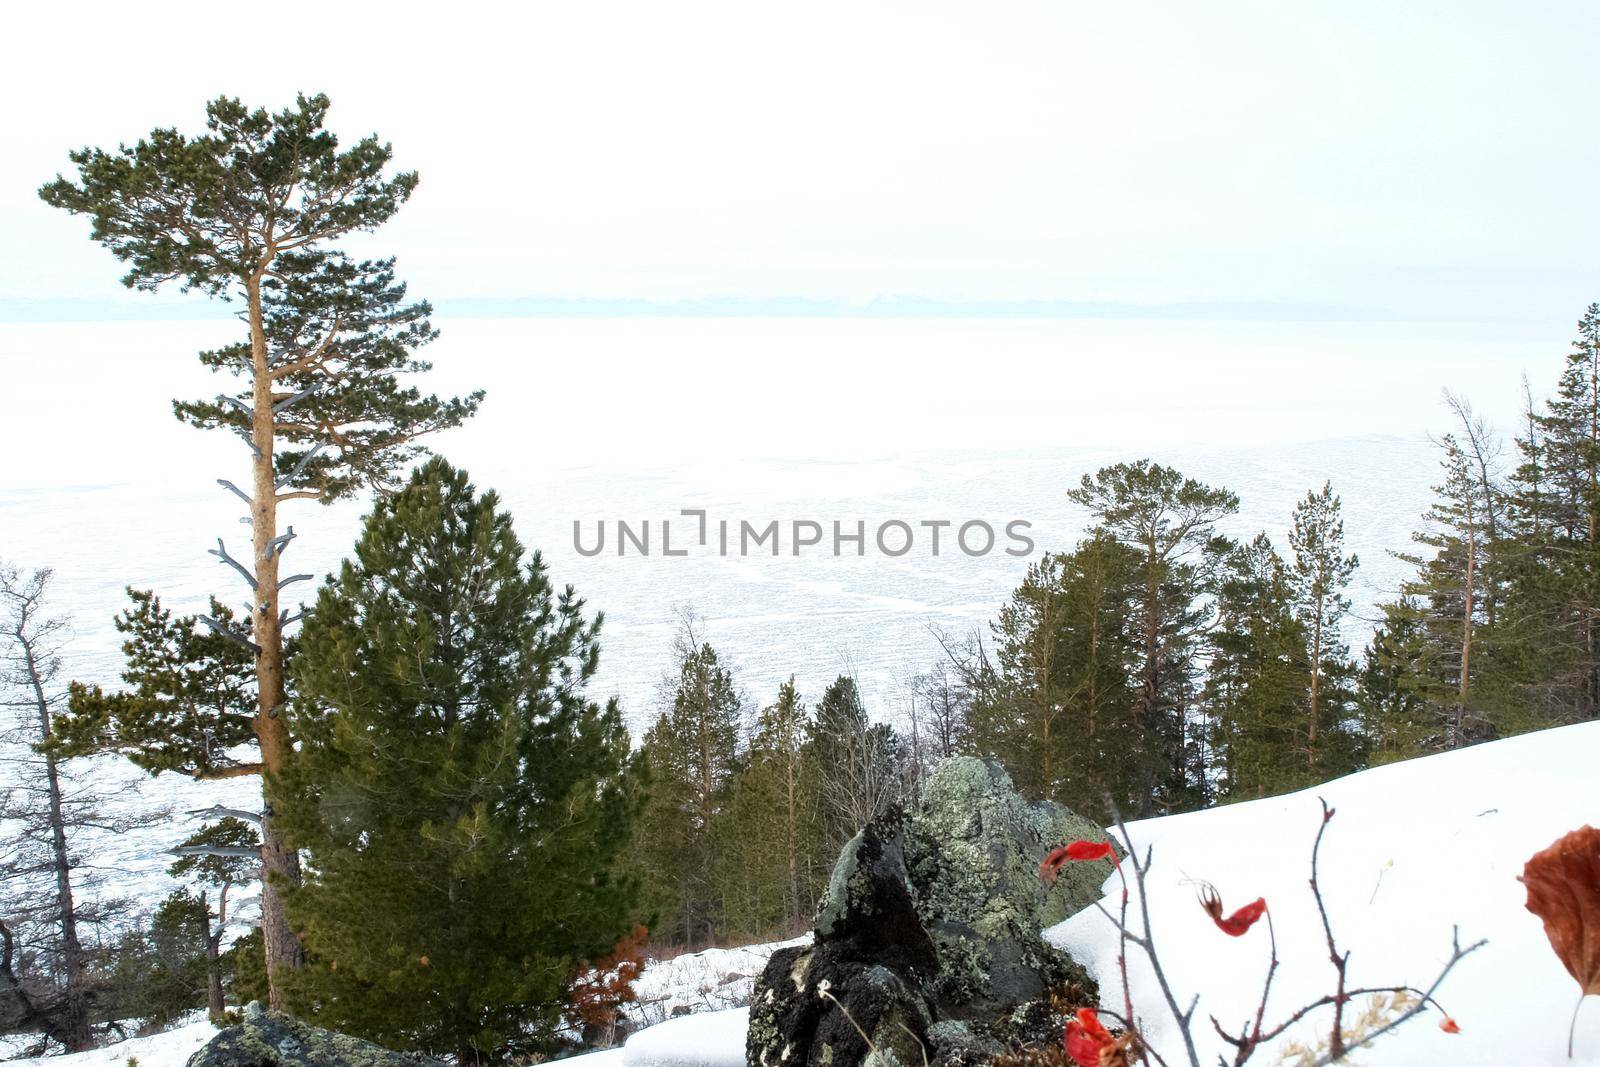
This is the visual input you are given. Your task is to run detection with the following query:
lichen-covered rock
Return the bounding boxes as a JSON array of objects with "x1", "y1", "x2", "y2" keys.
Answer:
[
  {"x1": 748, "y1": 757, "x2": 1104, "y2": 1067},
  {"x1": 186, "y1": 1002, "x2": 444, "y2": 1067},
  {"x1": 907, "y1": 757, "x2": 1101, "y2": 1014}
]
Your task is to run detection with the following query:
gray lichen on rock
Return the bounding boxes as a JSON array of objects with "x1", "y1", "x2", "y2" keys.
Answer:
[{"x1": 186, "y1": 1002, "x2": 445, "y2": 1067}]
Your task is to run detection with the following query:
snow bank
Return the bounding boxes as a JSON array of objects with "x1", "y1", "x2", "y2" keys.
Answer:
[
  {"x1": 627, "y1": 936, "x2": 807, "y2": 1028},
  {"x1": 620, "y1": 1008, "x2": 749, "y2": 1067},
  {"x1": 4, "y1": 1015, "x2": 214, "y2": 1066},
  {"x1": 1047, "y1": 721, "x2": 1600, "y2": 1066}
]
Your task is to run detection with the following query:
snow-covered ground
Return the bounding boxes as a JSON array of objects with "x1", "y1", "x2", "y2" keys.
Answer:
[
  {"x1": 1, "y1": 1014, "x2": 214, "y2": 1067},
  {"x1": 566, "y1": 723, "x2": 1600, "y2": 1066},
  {"x1": 12, "y1": 726, "x2": 1598, "y2": 1065}
]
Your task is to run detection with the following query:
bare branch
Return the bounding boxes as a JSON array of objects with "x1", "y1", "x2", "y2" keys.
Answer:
[
  {"x1": 185, "y1": 804, "x2": 262, "y2": 825},
  {"x1": 208, "y1": 539, "x2": 258, "y2": 591},
  {"x1": 199, "y1": 616, "x2": 260, "y2": 655},
  {"x1": 217, "y1": 479, "x2": 253, "y2": 507}
]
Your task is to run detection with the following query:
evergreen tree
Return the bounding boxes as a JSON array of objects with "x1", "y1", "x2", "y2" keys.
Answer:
[
  {"x1": 1068, "y1": 462, "x2": 1237, "y2": 814},
  {"x1": 40, "y1": 94, "x2": 481, "y2": 1002},
  {"x1": 970, "y1": 536, "x2": 1143, "y2": 814},
  {"x1": 1501, "y1": 304, "x2": 1600, "y2": 724},
  {"x1": 1206, "y1": 534, "x2": 1306, "y2": 799},
  {"x1": 716, "y1": 678, "x2": 822, "y2": 938},
  {"x1": 636, "y1": 628, "x2": 742, "y2": 948},
  {"x1": 1355, "y1": 598, "x2": 1450, "y2": 763},
  {"x1": 281, "y1": 458, "x2": 640, "y2": 1063},
  {"x1": 1396, "y1": 435, "x2": 1496, "y2": 746},
  {"x1": 169, "y1": 817, "x2": 260, "y2": 1020},
  {"x1": 1288, "y1": 482, "x2": 1361, "y2": 775}
]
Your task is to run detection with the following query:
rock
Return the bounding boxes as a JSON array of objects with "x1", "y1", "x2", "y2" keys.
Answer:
[
  {"x1": 907, "y1": 757, "x2": 1104, "y2": 1015},
  {"x1": 748, "y1": 812, "x2": 937, "y2": 1067},
  {"x1": 748, "y1": 758, "x2": 1104, "y2": 1067},
  {"x1": 186, "y1": 1002, "x2": 445, "y2": 1067}
]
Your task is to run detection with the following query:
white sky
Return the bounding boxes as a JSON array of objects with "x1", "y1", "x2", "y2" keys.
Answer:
[{"x1": 4, "y1": 1, "x2": 1598, "y2": 321}]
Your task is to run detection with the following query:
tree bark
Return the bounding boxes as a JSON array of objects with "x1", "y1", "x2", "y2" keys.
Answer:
[
  {"x1": 203, "y1": 888, "x2": 226, "y2": 1021},
  {"x1": 1308, "y1": 596, "x2": 1323, "y2": 769},
  {"x1": 246, "y1": 270, "x2": 306, "y2": 1006}
]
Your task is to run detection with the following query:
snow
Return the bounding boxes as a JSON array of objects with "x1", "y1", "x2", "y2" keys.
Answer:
[
  {"x1": 627, "y1": 937, "x2": 809, "y2": 1028},
  {"x1": 566, "y1": 725, "x2": 1600, "y2": 1066},
  {"x1": 1044, "y1": 720, "x2": 1600, "y2": 1066},
  {"x1": 617, "y1": 1008, "x2": 751, "y2": 1067},
  {"x1": 2, "y1": 1015, "x2": 214, "y2": 1066}
]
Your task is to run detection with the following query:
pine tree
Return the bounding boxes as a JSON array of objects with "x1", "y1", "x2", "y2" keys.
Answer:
[
  {"x1": 1502, "y1": 304, "x2": 1600, "y2": 724},
  {"x1": 169, "y1": 817, "x2": 260, "y2": 1020},
  {"x1": 1397, "y1": 435, "x2": 1495, "y2": 747},
  {"x1": 280, "y1": 458, "x2": 641, "y2": 1063},
  {"x1": 969, "y1": 536, "x2": 1144, "y2": 814},
  {"x1": 716, "y1": 678, "x2": 823, "y2": 937},
  {"x1": 1355, "y1": 598, "x2": 1450, "y2": 763},
  {"x1": 40, "y1": 94, "x2": 481, "y2": 1003},
  {"x1": 1206, "y1": 534, "x2": 1307, "y2": 800},
  {"x1": 1068, "y1": 462, "x2": 1237, "y2": 814},
  {"x1": 1288, "y1": 482, "x2": 1360, "y2": 774},
  {"x1": 636, "y1": 626, "x2": 743, "y2": 948}
]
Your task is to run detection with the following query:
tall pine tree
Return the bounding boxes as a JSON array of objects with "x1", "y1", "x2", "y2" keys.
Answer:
[
  {"x1": 40, "y1": 94, "x2": 480, "y2": 1002},
  {"x1": 1288, "y1": 482, "x2": 1360, "y2": 775},
  {"x1": 635, "y1": 629, "x2": 743, "y2": 948},
  {"x1": 1068, "y1": 462, "x2": 1237, "y2": 813}
]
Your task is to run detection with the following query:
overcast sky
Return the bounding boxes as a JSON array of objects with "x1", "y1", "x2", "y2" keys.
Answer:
[{"x1": 4, "y1": 1, "x2": 1598, "y2": 322}]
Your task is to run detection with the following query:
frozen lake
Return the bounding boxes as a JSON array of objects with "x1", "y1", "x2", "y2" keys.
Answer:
[
  {"x1": 0, "y1": 313, "x2": 1562, "y2": 914},
  {"x1": 0, "y1": 314, "x2": 1561, "y2": 723}
]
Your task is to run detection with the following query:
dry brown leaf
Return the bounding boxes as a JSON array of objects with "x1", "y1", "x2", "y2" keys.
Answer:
[{"x1": 1522, "y1": 824, "x2": 1600, "y2": 996}]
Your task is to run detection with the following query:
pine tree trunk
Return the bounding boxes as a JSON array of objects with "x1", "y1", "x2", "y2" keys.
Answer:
[
  {"x1": 1136, "y1": 547, "x2": 1161, "y2": 815},
  {"x1": 1457, "y1": 536, "x2": 1475, "y2": 747},
  {"x1": 203, "y1": 890, "x2": 225, "y2": 1021},
  {"x1": 246, "y1": 271, "x2": 306, "y2": 1006},
  {"x1": 21, "y1": 633, "x2": 91, "y2": 1051},
  {"x1": 1308, "y1": 601, "x2": 1322, "y2": 770}
]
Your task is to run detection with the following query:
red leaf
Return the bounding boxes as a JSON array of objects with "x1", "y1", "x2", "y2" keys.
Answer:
[
  {"x1": 1064, "y1": 1008, "x2": 1113, "y2": 1067},
  {"x1": 1521, "y1": 825, "x2": 1600, "y2": 999},
  {"x1": 1197, "y1": 884, "x2": 1267, "y2": 936},
  {"x1": 1439, "y1": 1017, "x2": 1461, "y2": 1034},
  {"x1": 1041, "y1": 840, "x2": 1116, "y2": 884}
]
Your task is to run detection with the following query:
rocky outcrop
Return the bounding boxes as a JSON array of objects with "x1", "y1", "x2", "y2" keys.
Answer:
[
  {"x1": 748, "y1": 757, "x2": 1111, "y2": 1067},
  {"x1": 186, "y1": 1002, "x2": 445, "y2": 1067}
]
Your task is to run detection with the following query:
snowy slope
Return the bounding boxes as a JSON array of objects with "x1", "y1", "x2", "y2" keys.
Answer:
[
  {"x1": 569, "y1": 724, "x2": 1600, "y2": 1066},
  {"x1": 2, "y1": 1014, "x2": 214, "y2": 1066},
  {"x1": 1046, "y1": 721, "x2": 1600, "y2": 1067}
]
